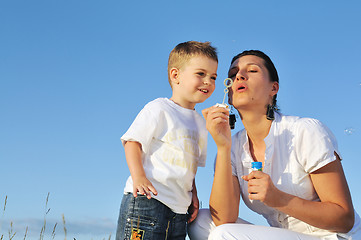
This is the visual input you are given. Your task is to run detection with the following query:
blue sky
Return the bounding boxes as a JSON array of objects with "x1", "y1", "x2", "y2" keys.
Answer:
[{"x1": 1, "y1": 1, "x2": 361, "y2": 239}]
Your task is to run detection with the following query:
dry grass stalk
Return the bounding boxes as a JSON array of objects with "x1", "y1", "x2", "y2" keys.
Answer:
[
  {"x1": 62, "y1": 214, "x2": 67, "y2": 240},
  {"x1": 51, "y1": 223, "x2": 57, "y2": 239},
  {"x1": 8, "y1": 221, "x2": 16, "y2": 240},
  {"x1": 2, "y1": 197, "x2": 6, "y2": 213},
  {"x1": 40, "y1": 192, "x2": 51, "y2": 240},
  {"x1": 1, "y1": 194, "x2": 113, "y2": 240},
  {"x1": 23, "y1": 226, "x2": 28, "y2": 240},
  {"x1": 0, "y1": 196, "x2": 8, "y2": 240}
]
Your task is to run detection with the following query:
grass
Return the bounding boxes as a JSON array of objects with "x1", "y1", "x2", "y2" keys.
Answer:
[{"x1": 0, "y1": 194, "x2": 112, "y2": 240}]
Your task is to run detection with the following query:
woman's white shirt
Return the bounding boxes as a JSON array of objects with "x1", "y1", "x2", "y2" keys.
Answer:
[{"x1": 230, "y1": 112, "x2": 361, "y2": 239}]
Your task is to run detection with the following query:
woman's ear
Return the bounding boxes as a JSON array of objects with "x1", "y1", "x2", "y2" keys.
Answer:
[
  {"x1": 169, "y1": 67, "x2": 180, "y2": 85},
  {"x1": 271, "y1": 82, "x2": 279, "y2": 96}
]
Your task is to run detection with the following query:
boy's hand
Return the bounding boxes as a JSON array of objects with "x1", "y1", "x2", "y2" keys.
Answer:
[
  {"x1": 133, "y1": 176, "x2": 158, "y2": 199},
  {"x1": 187, "y1": 188, "x2": 199, "y2": 223},
  {"x1": 124, "y1": 141, "x2": 157, "y2": 200}
]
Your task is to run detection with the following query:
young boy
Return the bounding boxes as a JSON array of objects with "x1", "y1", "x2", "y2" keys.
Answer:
[{"x1": 115, "y1": 41, "x2": 218, "y2": 240}]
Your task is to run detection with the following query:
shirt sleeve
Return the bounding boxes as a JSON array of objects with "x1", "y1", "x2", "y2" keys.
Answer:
[
  {"x1": 121, "y1": 104, "x2": 158, "y2": 154},
  {"x1": 295, "y1": 118, "x2": 340, "y2": 173}
]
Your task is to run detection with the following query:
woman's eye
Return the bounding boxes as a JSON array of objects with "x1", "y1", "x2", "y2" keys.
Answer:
[
  {"x1": 248, "y1": 68, "x2": 258, "y2": 73},
  {"x1": 211, "y1": 76, "x2": 217, "y2": 81},
  {"x1": 197, "y1": 72, "x2": 205, "y2": 76}
]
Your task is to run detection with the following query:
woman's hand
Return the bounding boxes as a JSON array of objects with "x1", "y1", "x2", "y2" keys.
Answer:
[
  {"x1": 243, "y1": 158, "x2": 355, "y2": 232},
  {"x1": 202, "y1": 106, "x2": 232, "y2": 148},
  {"x1": 242, "y1": 171, "x2": 283, "y2": 208}
]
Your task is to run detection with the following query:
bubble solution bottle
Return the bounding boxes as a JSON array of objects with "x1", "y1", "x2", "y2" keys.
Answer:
[{"x1": 251, "y1": 162, "x2": 263, "y2": 172}]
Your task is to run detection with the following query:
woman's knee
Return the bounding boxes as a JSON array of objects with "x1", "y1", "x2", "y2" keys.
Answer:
[
  {"x1": 209, "y1": 224, "x2": 321, "y2": 240},
  {"x1": 208, "y1": 224, "x2": 237, "y2": 240},
  {"x1": 209, "y1": 224, "x2": 261, "y2": 240},
  {"x1": 188, "y1": 209, "x2": 216, "y2": 240}
]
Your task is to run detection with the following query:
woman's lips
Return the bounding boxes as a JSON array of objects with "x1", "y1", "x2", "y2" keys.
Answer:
[{"x1": 235, "y1": 83, "x2": 247, "y2": 92}]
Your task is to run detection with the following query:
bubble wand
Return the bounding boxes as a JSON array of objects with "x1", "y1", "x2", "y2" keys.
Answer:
[{"x1": 215, "y1": 78, "x2": 236, "y2": 129}]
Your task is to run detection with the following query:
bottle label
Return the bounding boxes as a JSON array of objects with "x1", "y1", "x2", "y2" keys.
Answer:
[{"x1": 251, "y1": 162, "x2": 263, "y2": 171}]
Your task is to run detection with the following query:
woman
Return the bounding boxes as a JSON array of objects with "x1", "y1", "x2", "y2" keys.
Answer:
[{"x1": 188, "y1": 50, "x2": 361, "y2": 239}]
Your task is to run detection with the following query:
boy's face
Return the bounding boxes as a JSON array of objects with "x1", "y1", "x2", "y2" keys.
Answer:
[{"x1": 171, "y1": 55, "x2": 217, "y2": 109}]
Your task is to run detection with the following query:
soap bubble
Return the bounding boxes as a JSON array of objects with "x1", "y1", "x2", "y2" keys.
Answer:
[{"x1": 344, "y1": 127, "x2": 356, "y2": 135}]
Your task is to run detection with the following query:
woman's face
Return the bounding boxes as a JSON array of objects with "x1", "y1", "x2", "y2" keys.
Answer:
[{"x1": 227, "y1": 55, "x2": 278, "y2": 112}]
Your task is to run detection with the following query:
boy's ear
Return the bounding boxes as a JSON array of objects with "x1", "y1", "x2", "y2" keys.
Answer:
[{"x1": 169, "y1": 67, "x2": 180, "y2": 84}]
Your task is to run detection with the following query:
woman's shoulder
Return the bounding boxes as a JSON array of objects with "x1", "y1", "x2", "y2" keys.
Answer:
[
  {"x1": 278, "y1": 113, "x2": 325, "y2": 131},
  {"x1": 231, "y1": 129, "x2": 247, "y2": 150},
  {"x1": 278, "y1": 113, "x2": 333, "y2": 139},
  {"x1": 232, "y1": 128, "x2": 246, "y2": 140}
]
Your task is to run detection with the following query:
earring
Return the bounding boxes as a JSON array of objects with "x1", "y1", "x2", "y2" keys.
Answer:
[
  {"x1": 266, "y1": 104, "x2": 275, "y2": 120},
  {"x1": 229, "y1": 105, "x2": 236, "y2": 129}
]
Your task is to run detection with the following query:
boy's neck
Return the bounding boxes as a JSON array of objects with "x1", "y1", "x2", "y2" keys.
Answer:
[{"x1": 169, "y1": 96, "x2": 196, "y2": 110}]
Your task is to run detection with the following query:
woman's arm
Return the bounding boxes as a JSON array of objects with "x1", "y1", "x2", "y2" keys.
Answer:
[
  {"x1": 210, "y1": 162, "x2": 241, "y2": 225},
  {"x1": 124, "y1": 141, "x2": 157, "y2": 199},
  {"x1": 244, "y1": 153, "x2": 354, "y2": 232},
  {"x1": 202, "y1": 106, "x2": 241, "y2": 226}
]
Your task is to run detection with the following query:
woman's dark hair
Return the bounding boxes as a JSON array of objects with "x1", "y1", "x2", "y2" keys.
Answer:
[
  {"x1": 231, "y1": 50, "x2": 279, "y2": 83},
  {"x1": 231, "y1": 50, "x2": 279, "y2": 111}
]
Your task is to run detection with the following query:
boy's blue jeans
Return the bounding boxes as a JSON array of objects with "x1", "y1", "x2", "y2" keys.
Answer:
[{"x1": 115, "y1": 193, "x2": 187, "y2": 240}]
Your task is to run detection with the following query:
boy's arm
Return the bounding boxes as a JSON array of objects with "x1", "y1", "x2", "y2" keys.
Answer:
[
  {"x1": 124, "y1": 141, "x2": 157, "y2": 199},
  {"x1": 187, "y1": 179, "x2": 199, "y2": 223}
]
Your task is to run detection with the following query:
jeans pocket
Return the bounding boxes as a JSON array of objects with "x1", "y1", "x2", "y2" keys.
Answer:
[{"x1": 124, "y1": 214, "x2": 157, "y2": 240}]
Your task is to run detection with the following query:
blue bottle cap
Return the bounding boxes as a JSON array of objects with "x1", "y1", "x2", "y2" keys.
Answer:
[{"x1": 251, "y1": 162, "x2": 263, "y2": 170}]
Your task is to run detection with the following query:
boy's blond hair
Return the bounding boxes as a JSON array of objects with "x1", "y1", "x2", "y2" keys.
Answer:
[{"x1": 167, "y1": 41, "x2": 218, "y2": 86}]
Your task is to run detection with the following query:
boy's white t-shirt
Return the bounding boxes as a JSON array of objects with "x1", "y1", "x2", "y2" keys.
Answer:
[{"x1": 121, "y1": 98, "x2": 207, "y2": 214}]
